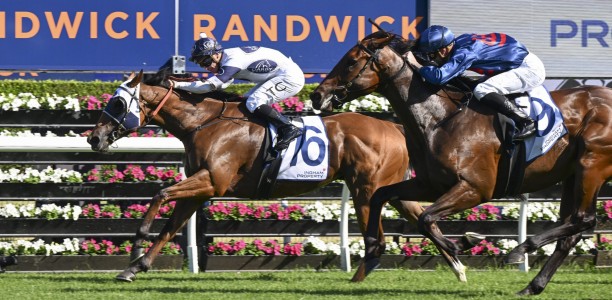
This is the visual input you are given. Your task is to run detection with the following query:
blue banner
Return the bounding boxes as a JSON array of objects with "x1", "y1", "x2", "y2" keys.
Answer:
[{"x1": 0, "y1": 0, "x2": 425, "y2": 73}]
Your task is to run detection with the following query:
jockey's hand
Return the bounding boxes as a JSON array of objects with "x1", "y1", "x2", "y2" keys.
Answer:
[
  {"x1": 160, "y1": 79, "x2": 175, "y2": 89},
  {"x1": 406, "y1": 51, "x2": 423, "y2": 70}
]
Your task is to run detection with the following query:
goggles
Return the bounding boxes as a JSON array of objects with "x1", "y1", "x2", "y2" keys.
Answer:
[{"x1": 195, "y1": 56, "x2": 214, "y2": 67}]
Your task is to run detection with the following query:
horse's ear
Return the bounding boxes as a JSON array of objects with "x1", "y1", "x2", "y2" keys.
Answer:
[
  {"x1": 126, "y1": 72, "x2": 135, "y2": 81},
  {"x1": 127, "y1": 69, "x2": 144, "y2": 88}
]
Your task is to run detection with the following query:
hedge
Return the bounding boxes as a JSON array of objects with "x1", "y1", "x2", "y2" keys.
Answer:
[{"x1": 0, "y1": 79, "x2": 319, "y2": 101}]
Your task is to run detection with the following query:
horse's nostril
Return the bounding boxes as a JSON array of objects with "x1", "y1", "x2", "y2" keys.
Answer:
[{"x1": 88, "y1": 136, "x2": 100, "y2": 146}]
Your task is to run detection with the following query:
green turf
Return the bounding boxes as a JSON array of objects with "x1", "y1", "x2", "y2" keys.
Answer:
[{"x1": 2, "y1": 268, "x2": 611, "y2": 300}]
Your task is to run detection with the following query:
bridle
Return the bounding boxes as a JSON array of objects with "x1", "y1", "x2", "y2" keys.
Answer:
[
  {"x1": 104, "y1": 83, "x2": 173, "y2": 144},
  {"x1": 331, "y1": 40, "x2": 407, "y2": 105}
]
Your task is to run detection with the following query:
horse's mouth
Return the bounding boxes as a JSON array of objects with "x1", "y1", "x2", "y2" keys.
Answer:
[
  {"x1": 319, "y1": 94, "x2": 337, "y2": 112},
  {"x1": 87, "y1": 135, "x2": 111, "y2": 152}
]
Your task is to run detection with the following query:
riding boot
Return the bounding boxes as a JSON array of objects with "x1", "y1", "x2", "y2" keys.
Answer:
[
  {"x1": 480, "y1": 92, "x2": 536, "y2": 140},
  {"x1": 254, "y1": 104, "x2": 302, "y2": 151}
]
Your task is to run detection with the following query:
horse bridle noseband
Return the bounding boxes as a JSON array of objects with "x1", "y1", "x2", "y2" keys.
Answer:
[
  {"x1": 103, "y1": 84, "x2": 140, "y2": 143},
  {"x1": 332, "y1": 41, "x2": 408, "y2": 105},
  {"x1": 105, "y1": 83, "x2": 174, "y2": 144}
]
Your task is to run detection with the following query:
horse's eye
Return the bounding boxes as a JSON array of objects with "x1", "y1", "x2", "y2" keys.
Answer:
[{"x1": 346, "y1": 58, "x2": 358, "y2": 66}]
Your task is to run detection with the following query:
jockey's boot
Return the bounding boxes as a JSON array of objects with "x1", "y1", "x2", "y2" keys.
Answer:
[
  {"x1": 254, "y1": 104, "x2": 302, "y2": 151},
  {"x1": 480, "y1": 92, "x2": 536, "y2": 141}
]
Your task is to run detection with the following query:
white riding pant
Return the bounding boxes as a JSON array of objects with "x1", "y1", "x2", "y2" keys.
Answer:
[
  {"x1": 473, "y1": 53, "x2": 546, "y2": 100},
  {"x1": 245, "y1": 64, "x2": 305, "y2": 113}
]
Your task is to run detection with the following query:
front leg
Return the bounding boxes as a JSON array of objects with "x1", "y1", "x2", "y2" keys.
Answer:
[
  {"x1": 352, "y1": 179, "x2": 437, "y2": 282},
  {"x1": 117, "y1": 169, "x2": 217, "y2": 282}
]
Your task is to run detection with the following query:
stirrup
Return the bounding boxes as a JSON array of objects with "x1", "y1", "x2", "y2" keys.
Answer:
[
  {"x1": 274, "y1": 126, "x2": 302, "y2": 151},
  {"x1": 513, "y1": 122, "x2": 536, "y2": 141}
]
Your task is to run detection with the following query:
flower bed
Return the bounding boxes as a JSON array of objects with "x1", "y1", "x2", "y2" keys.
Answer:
[
  {"x1": 198, "y1": 236, "x2": 601, "y2": 271},
  {"x1": 0, "y1": 238, "x2": 181, "y2": 256}
]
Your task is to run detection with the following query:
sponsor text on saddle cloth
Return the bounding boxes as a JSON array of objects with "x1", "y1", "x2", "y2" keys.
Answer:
[
  {"x1": 515, "y1": 85, "x2": 568, "y2": 162},
  {"x1": 270, "y1": 116, "x2": 330, "y2": 181}
]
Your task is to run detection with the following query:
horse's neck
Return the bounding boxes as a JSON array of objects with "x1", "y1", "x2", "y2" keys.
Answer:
[
  {"x1": 386, "y1": 77, "x2": 460, "y2": 135},
  {"x1": 141, "y1": 85, "x2": 242, "y2": 138}
]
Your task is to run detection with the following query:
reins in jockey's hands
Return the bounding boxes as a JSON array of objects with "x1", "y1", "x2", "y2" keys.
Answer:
[{"x1": 406, "y1": 51, "x2": 424, "y2": 70}]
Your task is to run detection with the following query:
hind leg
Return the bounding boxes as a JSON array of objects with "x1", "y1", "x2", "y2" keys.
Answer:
[
  {"x1": 117, "y1": 170, "x2": 215, "y2": 282},
  {"x1": 518, "y1": 233, "x2": 582, "y2": 296},
  {"x1": 506, "y1": 169, "x2": 603, "y2": 264},
  {"x1": 506, "y1": 173, "x2": 602, "y2": 295}
]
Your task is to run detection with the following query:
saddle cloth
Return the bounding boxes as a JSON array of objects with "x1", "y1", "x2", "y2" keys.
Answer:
[
  {"x1": 514, "y1": 85, "x2": 567, "y2": 162},
  {"x1": 270, "y1": 116, "x2": 330, "y2": 181}
]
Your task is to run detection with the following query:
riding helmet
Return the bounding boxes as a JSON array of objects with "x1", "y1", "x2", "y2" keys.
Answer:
[
  {"x1": 189, "y1": 33, "x2": 223, "y2": 62},
  {"x1": 418, "y1": 25, "x2": 455, "y2": 53}
]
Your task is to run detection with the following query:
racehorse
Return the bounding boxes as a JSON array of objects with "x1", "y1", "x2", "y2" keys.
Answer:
[
  {"x1": 310, "y1": 28, "x2": 612, "y2": 295},
  {"x1": 86, "y1": 69, "x2": 469, "y2": 282}
]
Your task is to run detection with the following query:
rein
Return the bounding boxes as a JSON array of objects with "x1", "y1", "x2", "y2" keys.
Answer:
[
  {"x1": 332, "y1": 43, "x2": 408, "y2": 104},
  {"x1": 140, "y1": 85, "x2": 174, "y2": 127}
]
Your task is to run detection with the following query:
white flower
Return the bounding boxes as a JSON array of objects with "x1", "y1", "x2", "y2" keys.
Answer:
[
  {"x1": 349, "y1": 238, "x2": 365, "y2": 257},
  {"x1": 326, "y1": 242, "x2": 341, "y2": 255},
  {"x1": 0, "y1": 204, "x2": 20, "y2": 218},
  {"x1": 303, "y1": 236, "x2": 328, "y2": 253},
  {"x1": 572, "y1": 239, "x2": 596, "y2": 255},
  {"x1": 538, "y1": 242, "x2": 556, "y2": 256},
  {"x1": 71, "y1": 205, "x2": 82, "y2": 220},
  {"x1": 341, "y1": 94, "x2": 390, "y2": 112},
  {"x1": 496, "y1": 239, "x2": 518, "y2": 254}
]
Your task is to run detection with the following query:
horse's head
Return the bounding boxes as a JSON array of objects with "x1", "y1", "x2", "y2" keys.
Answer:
[
  {"x1": 311, "y1": 29, "x2": 414, "y2": 111},
  {"x1": 87, "y1": 70, "x2": 145, "y2": 152}
]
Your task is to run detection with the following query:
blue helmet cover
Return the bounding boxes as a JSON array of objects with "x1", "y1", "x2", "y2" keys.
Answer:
[
  {"x1": 418, "y1": 25, "x2": 455, "y2": 53},
  {"x1": 190, "y1": 37, "x2": 223, "y2": 62}
]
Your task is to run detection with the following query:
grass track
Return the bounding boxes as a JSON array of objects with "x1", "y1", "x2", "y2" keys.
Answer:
[{"x1": 2, "y1": 268, "x2": 611, "y2": 300}]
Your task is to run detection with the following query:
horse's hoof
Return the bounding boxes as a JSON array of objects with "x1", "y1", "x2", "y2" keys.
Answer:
[
  {"x1": 350, "y1": 263, "x2": 367, "y2": 282},
  {"x1": 450, "y1": 260, "x2": 467, "y2": 283},
  {"x1": 350, "y1": 258, "x2": 380, "y2": 282},
  {"x1": 463, "y1": 232, "x2": 486, "y2": 248},
  {"x1": 116, "y1": 271, "x2": 136, "y2": 282},
  {"x1": 505, "y1": 251, "x2": 525, "y2": 265},
  {"x1": 516, "y1": 286, "x2": 534, "y2": 296}
]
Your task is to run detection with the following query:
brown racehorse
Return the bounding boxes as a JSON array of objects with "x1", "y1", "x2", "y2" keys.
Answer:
[
  {"x1": 310, "y1": 29, "x2": 612, "y2": 295},
  {"x1": 86, "y1": 69, "x2": 469, "y2": 282}
]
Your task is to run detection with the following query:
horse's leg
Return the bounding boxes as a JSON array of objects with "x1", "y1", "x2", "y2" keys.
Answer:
[
  {"x1": 129, "y1": 195, "x2": 168, "y2": 263},
  {"x1": 117, "y1": 170, "x2": 215, "y2": 282},
  {"x1": 352, "y1": 186, "x2": 468, "y2": 281},
  {"x1": 388, "y1": 199, "x2": 473, "y2": 282},
  {"x1": 506, "y1": 179, "x2": 601, "y2": 264},
  {"x1": 118, "y1": 199, "x2": 205, "y2": 282},
  {"x1": 506, "y1": 173, "x2": 600, "y2": 295},
  {"x1": 352, "y1": 179, "x2": 438, "y2": 282},
  {"x1": 408, "y1": 181, "x2": 485, "y2": 282},
  {"x1": 417, "y1": 181, "x2": 483, "y2": 253},
  {"x1": 517, "y1": 233, "x2": 582, "y2": 296}
]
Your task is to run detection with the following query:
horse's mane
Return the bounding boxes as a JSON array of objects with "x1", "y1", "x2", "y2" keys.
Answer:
[
  {"x1": 363, "y1": 31, "x2": 417, "y2": 55},
  {"x1": 144, "y1": 60, "x2": 242, "y2": 102}
]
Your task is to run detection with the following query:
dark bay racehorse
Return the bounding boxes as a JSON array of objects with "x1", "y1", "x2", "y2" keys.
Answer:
[
  {"x1": 310, "y1": 29, "x2": 612, "y2": 295},
  {"x1": 87, "y1": 70, "x2": 469, "y2": 282}
]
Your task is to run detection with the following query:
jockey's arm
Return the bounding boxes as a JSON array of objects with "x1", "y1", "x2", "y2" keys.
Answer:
[{"x1": 172, "y1": 77, "x2": 234, "y2": 94}]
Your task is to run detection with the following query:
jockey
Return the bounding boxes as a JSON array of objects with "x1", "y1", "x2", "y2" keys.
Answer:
[
  {"x1": 169, "y1": 33, "x2": 305, "y2": 151},
  {"x1": 407, "y1": 25, "x2": 546, "y2": 140}
]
